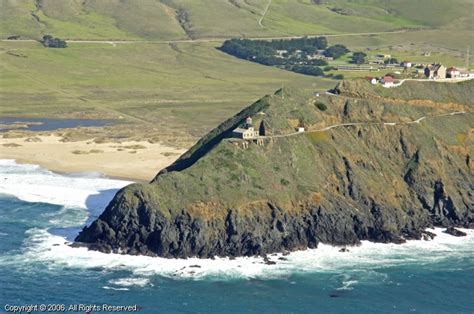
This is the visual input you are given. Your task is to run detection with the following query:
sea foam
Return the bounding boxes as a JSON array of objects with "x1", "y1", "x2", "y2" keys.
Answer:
[
  {"x1": 1, "y1": 159, "x2": 473, "y2": 282},
  {"x1": 0, "y1": 159, "x2": 131, "y2": 209}
]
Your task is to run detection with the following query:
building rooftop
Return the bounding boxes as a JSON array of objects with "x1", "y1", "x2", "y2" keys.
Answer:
[
  {"x1": 233, "y1": 128, "x2": 249, "y2": 134},
  {"x1": 426, "y1": 64, "x2": 444, "y2": 71}
]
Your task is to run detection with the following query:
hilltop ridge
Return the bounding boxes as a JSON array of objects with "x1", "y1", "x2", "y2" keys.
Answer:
[
  {"x1": 76, "y1": 80, "x2": 474, "y2": 258},
  {"x1": 2, "y1": 0, "x2": 473, "y2": 40}
]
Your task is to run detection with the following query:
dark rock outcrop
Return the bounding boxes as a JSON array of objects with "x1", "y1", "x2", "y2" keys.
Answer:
[{"x1": 444, "y1": 227, "x2": 467, "y2": 237}]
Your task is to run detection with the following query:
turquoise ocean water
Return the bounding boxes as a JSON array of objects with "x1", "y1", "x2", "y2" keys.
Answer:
[{"x1": 0, "y1": 159, "x2": 473, "y2": 313}]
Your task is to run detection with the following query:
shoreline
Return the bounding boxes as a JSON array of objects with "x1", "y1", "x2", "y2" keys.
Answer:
[
  {"x1": 0, "y1": 135, "x2": 186, "y2": 182},
  {"x1": 28, "y1": 226, "x2": 474, "y2": 280},
  {"x1": 1, "y1": 160, "x2": 472, "y2": 280}
]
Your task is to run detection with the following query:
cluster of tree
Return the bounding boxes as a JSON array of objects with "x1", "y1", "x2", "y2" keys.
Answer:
[
  {"x1": 220, "y1": 37, "x2": 328, "y2": 61},
  {"x1": 351, "y1": 52, "x2": 367, "y2": 64},
  {"x1": 220, "y1": 37, "x2": 351, "y2": 77},
  {"x1": 40, "y1": 35, "x2": 67, "y2": 48}
]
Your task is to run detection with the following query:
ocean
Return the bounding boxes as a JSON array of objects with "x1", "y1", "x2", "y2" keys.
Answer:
[{"x1": 0, "y1": 159, "x2": 473, "y2": 314}]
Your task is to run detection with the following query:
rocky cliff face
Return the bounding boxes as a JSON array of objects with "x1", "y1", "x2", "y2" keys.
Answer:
[{"x1": 76, "y1": 81, "x2": 474, "y2": 258}]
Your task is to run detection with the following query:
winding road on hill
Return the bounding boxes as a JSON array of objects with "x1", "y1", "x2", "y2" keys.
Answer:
[{"x1": 263, "y1": 111, "x2": 468, "y2": 140}]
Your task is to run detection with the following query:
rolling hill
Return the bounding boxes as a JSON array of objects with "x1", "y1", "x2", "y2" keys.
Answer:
[{"x1": 1, "y1": 0, "x2": 473, "y2": 40}]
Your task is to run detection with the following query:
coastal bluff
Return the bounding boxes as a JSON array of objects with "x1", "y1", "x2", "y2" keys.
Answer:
[{"x1": 75, "y1": 80, "x2": 474, "y2": 258}]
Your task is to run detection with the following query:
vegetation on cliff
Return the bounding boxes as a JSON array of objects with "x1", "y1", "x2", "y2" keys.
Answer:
[{"x1": 76, "y1": 80, "x2": 474, "y2": 258}]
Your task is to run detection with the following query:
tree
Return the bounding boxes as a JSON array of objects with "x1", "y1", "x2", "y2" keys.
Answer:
[
  {"x1": 40, "y1": 35, "x2": 67, "y2": 48},
  {"x1": 351, "y1": 52, "x2": 367, "y2": 64},
  {"x1": 323, "y1": 44, "x2": 350, "y2": 59},
  {"x1": 384, "y1": 57, "x2": 399, "y2": 65}
]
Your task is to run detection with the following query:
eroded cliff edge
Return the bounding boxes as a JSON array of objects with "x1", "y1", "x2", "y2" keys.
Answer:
[{"x1": 75, "y1": 80, "x2": 474, "y2": 258}]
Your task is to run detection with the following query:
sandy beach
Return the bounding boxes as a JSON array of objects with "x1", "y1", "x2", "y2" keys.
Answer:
[{"x1": 0, "y1": 135, "x2": 186, "y2": 182}]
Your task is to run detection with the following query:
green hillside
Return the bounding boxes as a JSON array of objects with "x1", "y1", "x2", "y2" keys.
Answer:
[
  {"x1": 76, "y1": 80, "x2": 474, "y2": 257},
  {"x1": 0, "y1": 40, "x2": 328, "y2": 145},
  {"x1": 1, "y1": 0, "x2": 473, "y2": 40}
]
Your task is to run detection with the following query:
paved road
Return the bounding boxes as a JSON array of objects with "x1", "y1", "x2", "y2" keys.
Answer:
[{"x1": 1, "y1": 30, "x2": 409, "y2": 46}]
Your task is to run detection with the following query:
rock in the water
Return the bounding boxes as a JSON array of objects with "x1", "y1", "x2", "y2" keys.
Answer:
[
  {"x1": 263, "y1": 256, "x2": 277, "y2": 265},
  {"x1": 339, "y1": 248, "x2": 349, "y2": 252},
  {"x1": 421, "y1": 231, "x2": 437, "y2": 241},
  {"x1": 444, "y1": 227, "x2": 467, "y2": 237}
]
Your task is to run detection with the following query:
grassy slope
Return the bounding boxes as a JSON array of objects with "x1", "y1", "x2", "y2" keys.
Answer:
[
  {"x1": 326, "y1": 0, "x2": 474, "y2": 30},
  {"x1": 336, "y1": 79, "x2": 474, "y2": 105},
  {"x1": 0, "y1": 40, "x2": 331, "y2": 142},
  {"x1": 1, "y1": 1, "x2": 472, "y2": 146},
  {"x1": 147, "y1": 81, "x2": 474, "y2": 212},
  {"x1": 1, "y1": 0, "x2": 473, "y2": 40}
]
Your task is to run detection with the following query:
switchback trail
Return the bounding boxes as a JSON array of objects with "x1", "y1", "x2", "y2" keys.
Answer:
[{"x1": 258, "y1": 0, "x2": 272, "y2": 28}]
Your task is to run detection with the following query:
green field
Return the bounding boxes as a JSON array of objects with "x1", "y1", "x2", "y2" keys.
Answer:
[
  {"x1": 1, "y1": 0, "x2": 473, "y2": 40},
  {"x1": 0, "y1": 40, "x2": 334, "y2": 145},
  {"x1": 1, "y1": 1, "x2": 473, "y2": 147}
]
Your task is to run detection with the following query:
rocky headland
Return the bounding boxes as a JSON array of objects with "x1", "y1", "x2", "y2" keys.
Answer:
[{"x1": 75, "y1": 80, "x2": 474, "y2": 258}]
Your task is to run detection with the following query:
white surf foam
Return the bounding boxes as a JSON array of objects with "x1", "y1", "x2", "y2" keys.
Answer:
[
  {"x1": 109, "y1": 277, "x2": 151, "y2": 288},
  {"x1": 1, "y1": 159, "x2": 473, "y2": 281},
  {"x1": 102, "y1": 286, "x2": 130, "y2": 291},
  {"x1": 0, "y1": 159, "x2": 131, "y2": 209},
  {"x1": 10, "y1": 226, "x2": 473, "y2": 281}
]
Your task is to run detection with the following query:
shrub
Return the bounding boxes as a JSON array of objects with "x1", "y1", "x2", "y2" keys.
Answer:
[
  {"x1": 333, "y1": 74, "x2": 344, "y2": 80},
  {"x1": 315, "y1": 101, "x2": 327, "y2": 111},
  {"x1": 40, "y1": 35, "x2": 67, "y2": 48},
  {"x1": 290, "y1": 65, "x2": 324, "y2": 76},
  {"x1": 280, "y1": 178, "x2": 290, "y2": 186}
]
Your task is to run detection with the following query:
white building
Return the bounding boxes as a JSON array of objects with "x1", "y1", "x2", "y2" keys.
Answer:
[
  {"x1": 232, "y1": 116, "x2": 259, "y2": 139},
  {"x1": 275, "y1": 50, "x2": 288, "y2": 58},
  {"x1": 232, "y1": 127, "x2": 259, "y2": 139},
  {"x1": 401, "y1": 61, "x2": 412, "y2": 68},
  {"x1": 366, "y1": 77, "x2": 378, "y2": 84}
]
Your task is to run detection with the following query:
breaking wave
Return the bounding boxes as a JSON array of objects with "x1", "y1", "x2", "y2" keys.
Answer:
[{"x1": 0, "y1": 159, "x2": 473, "y2": 281}]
